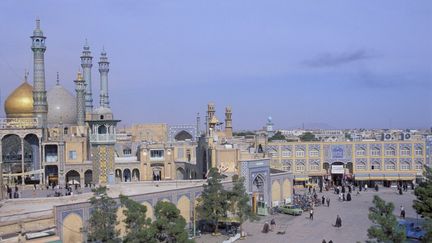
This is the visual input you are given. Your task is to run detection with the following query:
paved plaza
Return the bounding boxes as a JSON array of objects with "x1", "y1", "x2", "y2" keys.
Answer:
[{"x1": 197, "y1": 187, "x2": 420, "y2": 243}]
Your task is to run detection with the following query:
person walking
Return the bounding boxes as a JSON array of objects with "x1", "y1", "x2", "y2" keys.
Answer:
[
  {"x1": 342, "y1": 193, "x2": 346, "y2": 201},
  {"x1": 326, "y1": 197, "x2": 330, "y2": 207},
  {"x1": 364, "y1": 184, "x2": 368, "y2": 191},
  {"x1": 310, "y1": 209, "x2": 314, "y2": 220},
  {"x1": 322, "y1": 195, "x2": 325, "y2": 205},
  {"x1": 347, "y1": 192, "x2": 351, "y2": 201},
  {"x1": 334, "y1": 215, "x2": 342, "y2": 227},
  {"x1": 270, "y1": 218, "x2": 276, "y2": 231},
  {"x1": 400, "y1": 206, "x2": 405, "y2": 218}
]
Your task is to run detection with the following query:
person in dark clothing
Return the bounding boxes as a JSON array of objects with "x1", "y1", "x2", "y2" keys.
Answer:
[
  {"x1": 334, "y1": 215, "x2": 342, "y2": 227},
  {"x1": 329, "y1": 241, "x2": 333, "y2": 243},
  {"x1": 322, "y1": 240, "x2": 326, "y2": 243},
  {"x1": 310, "y1": 209, "x2": 314, "y2": 220},
  {"x1": 262, "y1": 222, "x2": 270, "y2": 233},
  {"x1": 342, "y1": 193, "x2": 345, "y2": 201},
  {"x1": 322, "y1": 195, "x2": 325, "y2": 205},
  {"x1": 342, "y1": 186, "x2": 345, "y2": 193},
  {"x1": 347, "y1": 192, "x2": 351, "y2": 201},
  {"x1": 270, "y1": 218, "x2": 276, "y2": 231},
  {"x1": 326, "y1": 197, "x2": 330, "y2": 207},
  {"x1": 348, "y1": 185, "x2": 352, "y2": 193}
]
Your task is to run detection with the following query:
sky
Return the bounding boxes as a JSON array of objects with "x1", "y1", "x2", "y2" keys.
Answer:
[{"x1": 0, "y1": 0, "x2": 431, "y2": 130}]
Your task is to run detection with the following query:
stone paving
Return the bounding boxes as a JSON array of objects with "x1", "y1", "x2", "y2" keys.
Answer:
[{"x1": 197, "y1": 187, "x2": 420, "y2": 243}]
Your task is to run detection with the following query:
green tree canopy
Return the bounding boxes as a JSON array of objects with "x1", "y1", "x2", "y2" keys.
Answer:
[
  {"x1": 269, "y1": 131, "x2": 286, "y2": 141},
  {"x1": 196, "y1": 168, "x2": 228, "y2": 234},
  {"x1": 367, "y1": 195, "x2": 406, "y2": 243},
  {"x1": 152, "y1": 201, "x2": 193, "y2": 243},
  {"x1": 87, "y1": 187, "x2": 119, "y2": 243},
  {"x1": 229, "y1": 175, "x2": 258, "y2": 235},
  {"x1": 413, "y1": 165, "x2": 432, "y2": 242},
  {"x1": 299, "y1": 132, "x2": 316, "y2": 142},
  {"x1": 119, "y1": 195, "x2": 155, "y2": 243}
]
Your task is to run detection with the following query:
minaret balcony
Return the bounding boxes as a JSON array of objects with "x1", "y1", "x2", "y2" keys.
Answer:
[{"x1": 90, "y1": 134, "x2": 116, "y2": 143}]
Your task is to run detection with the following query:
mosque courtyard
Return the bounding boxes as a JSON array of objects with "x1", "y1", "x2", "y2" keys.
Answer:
[{"x1": 197, "y1": 187, "x2": 420, "y2": 243}]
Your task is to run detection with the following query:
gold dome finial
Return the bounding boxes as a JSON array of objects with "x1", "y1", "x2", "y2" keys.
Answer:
[{"x1": 77, "y1": 70, "x2": 83, "y2": 81}]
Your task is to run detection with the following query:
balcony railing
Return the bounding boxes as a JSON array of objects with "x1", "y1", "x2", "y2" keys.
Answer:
[{"x1": 90, "y1": 134, "x2": 116, "y2": 143}]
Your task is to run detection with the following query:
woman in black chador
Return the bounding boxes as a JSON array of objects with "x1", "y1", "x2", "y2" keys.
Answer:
[
  {"x1": 346, "y1": 192, "x2": 351, "y2": 201},
  {"x1": 334, "y1": 215, "x2": 342, "y2": 227}
]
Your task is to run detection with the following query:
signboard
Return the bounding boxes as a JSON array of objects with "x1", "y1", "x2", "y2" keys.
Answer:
[
  {"x1": 331, "y1": 165, "x2": 344, "y2": 174},
  {"x1": 0, "y1": 118, "x2": 38, "y2": 129}
]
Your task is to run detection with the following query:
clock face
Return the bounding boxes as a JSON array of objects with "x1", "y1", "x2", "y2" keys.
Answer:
[{"x1": 385, "y1": 134, "x2": 391, "y2": 139}]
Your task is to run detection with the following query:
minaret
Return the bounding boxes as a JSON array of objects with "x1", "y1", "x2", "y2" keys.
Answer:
[
  {"x1": 31, "y1": 18, "x2": 48, "y2": 127},
  {"x1": 81, "y1": 39, "x2": 93, "y2": 117},
  {"x1": 225, "y1": 106, "x2": 233, "y2": 138},
  {"x1": 98, "y1": 48, "x2": 110, "y2": 108},
  {"x1": 74, "y1": 71, "x2": 86, "y2": 126}
]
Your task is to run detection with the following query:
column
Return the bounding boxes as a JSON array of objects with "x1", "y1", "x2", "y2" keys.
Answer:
[
  {"x1": 39, "y1": 139, "x2": 43, "y2": 184},
  {"x1": 21, "y1": 138, "x2": 25, "y2": 185}
]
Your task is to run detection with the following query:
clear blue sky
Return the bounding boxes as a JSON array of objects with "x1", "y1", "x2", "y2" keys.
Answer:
[{"x1": 0, "y1": 0, "x2": 431, "y2": 129}]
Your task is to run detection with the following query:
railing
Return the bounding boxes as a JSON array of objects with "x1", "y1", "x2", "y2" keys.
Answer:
[
  {"x1": 90, "y1": 134, "x2": 116, "y2": 142},
  {"x1": 0, "y1": 117, "x2": 39, "y2": 129}
]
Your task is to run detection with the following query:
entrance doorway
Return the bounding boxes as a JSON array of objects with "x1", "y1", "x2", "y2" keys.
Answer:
[{"x1": 330, "y1": 162, "x2": 344, "y2": 186}]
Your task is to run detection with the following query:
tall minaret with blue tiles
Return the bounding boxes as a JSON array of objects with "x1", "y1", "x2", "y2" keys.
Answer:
[
  {"x1": 98, "y1": 48, "x2": 110, "y2": 108},
  {"x1": 31, "y1": 18, "x2": 48, "y2": 128}
]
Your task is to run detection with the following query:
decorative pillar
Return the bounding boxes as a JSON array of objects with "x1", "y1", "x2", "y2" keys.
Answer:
[
  {"x1": 39, "y1": 138, "x2": 43, "y2": 184},
  {"x1": 225, "y1": 106, "x2": 232, "y2": 138}
]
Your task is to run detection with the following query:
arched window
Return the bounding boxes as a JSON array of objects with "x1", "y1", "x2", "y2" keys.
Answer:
[
  {"x1": 309, "y1": 149, "x2": 319, "y2": 158},
  {"x1": 385, "y1": 162, "x2": 396, "y2": 170},
  {"x1": 356, "y1": 162, "x2": 366, "y2": 170},
  {"x1": 371, "y1": 147, "x2": 380, "y2": 156},
  {"x1": 356, "y1": 148, "x2": 366, "y2": 156},
  {"x1": 385, "y1": 148, "x2": 396, "y2": 156},
  {"x1": 371, "y1": 161, "x2": 381, "y2": 170},
  {"x1": 400, "y1": 147, "x2": 410, "y2": 156},
  {"x1": 415, "y1": 147, "x2": 423, "y2": 156},
  {"x1": 98, "y1": 125, "x2": 107, "y2": 134},
  {"x1": 310, "y1": 162, "x2": 320, "y2": 171},
  {"x1": 281, "y1": 150, "x2": 292, "y2": 157},
  {"x1": 296, "y1": 162, "x2": 305, "y2": 171},
  {"x1": 295, "y1": 149, "x2": 305, "y2": 158},
  {"x1": 416, "y1": 161, "x2": 423, "y2": 170},
  {"x1": 400, "y1": 162, "x2": 410, "y2": 170}
]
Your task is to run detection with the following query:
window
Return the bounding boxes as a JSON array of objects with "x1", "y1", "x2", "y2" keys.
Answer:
[
  {"x1": 150, "y1": 150, "x2": 164, "y2": 160},
  {"x1": 371, "y1": 162, "x2": 381, "y2": 170},
  {"x1": 282, "y1": 165, "x2": 291, "y2": 171},
  {"x1": 281, "y1": 150, "x2": 292, "y2": 157},
  {"x1": 68, "y1": 150, "x2": 77, "y2": 160},
  {"x1": 123, "y1": 148, "x2": 132, "y2": 155},
  {"x1": 416, "y1": 162, "x2": 423, "y2": 170},
  {"x1": 64, "y1": 127, "x2": 68, "y2": 135},
  {"x1": 356, "y1": 148, "x2": 366, "y2": 156},
  {"x1": 356, "y1": 163, "x2": 366, "y2": 170},
  {"x1": 385, "y1": 163, "x2": 396, "y2": 170},
  {"x1": 385, "y1": 148, "x2": 396, "y2": 156},
  {"x1": 310, "y1": 164, "x2": 319, "y2": 171},
  {"x1": 309, "y1": 149, "x2": 319, "y2": 158},
  {"x1": 415, "y1": 148, "x2": 423, "y2": 156},
  {"x1": 186, "y1": 149, "x2": 191, "y2": 162},
  {"x1": 269, "y1": 151, "x2": 278, "y2": 158},
  {"x1": 296, "y1": 163, "x2": 305, "y2": 171},
  {"x1": 400, "y1": 147, "x2": 410, "y2": 156},
  {"x1": 371, "y1": 147, "x2": 380, "y2": 156},
  {"x1": 400, "y1": 163, "x2": 410, "y2": 170},
  {"x1": 296, "y1": 149, "x2": 305, "y2": 158}
]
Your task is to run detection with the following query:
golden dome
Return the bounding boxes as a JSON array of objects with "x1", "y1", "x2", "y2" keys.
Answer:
[{"x1": 4, "y1": 81, "x2": 34, "y2": 118}]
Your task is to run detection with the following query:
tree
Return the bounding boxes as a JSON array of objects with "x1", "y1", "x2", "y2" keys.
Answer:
[
  {"x1": 413, "y1": 165, "x2": 432, "y2": 242},
  {"x1": 299, "y1": 132, "x2": 316, "y2": 142},
  {"x1": 196, "y1": 168, "x2": 228, "y2": 234},
  {"x1": 119, "y1": 195, "x2": 155, "y2": 243},
  {"x1": 87, "y1": 187, "x2": 119, "y2": 243},
  {"x1": 367, "y1": 195, "x2": 406, "y2": 243},
  {"x1": 269, "y1": 131, "x2": 286, "y2": 141},
  {"x1": 229, "y1": 175, "x2": 258, "y2": 236},
  {"x1": 151, "y1": 201, "x2": 193, "y2": 243}
]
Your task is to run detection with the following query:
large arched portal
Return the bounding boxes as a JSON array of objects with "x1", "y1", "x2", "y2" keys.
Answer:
[
  {"x1": 66, "y1": 170, "x2": 80, "y2": 185},
  {"x1": 45, "y1": 165, "x2": 58, "y2": 186},
  {"x1": 330, "y1": 162, "x2": 345, "y2": 186},
  {"x1": 252, "y1": 174, "x2": 266, "y2": 215},
  {"x1": 115, "y1": 169, "x2": 122, "y2": 182},
  {"x1": 176, "y1": 167, "x2": 186, "y2": 180}
]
